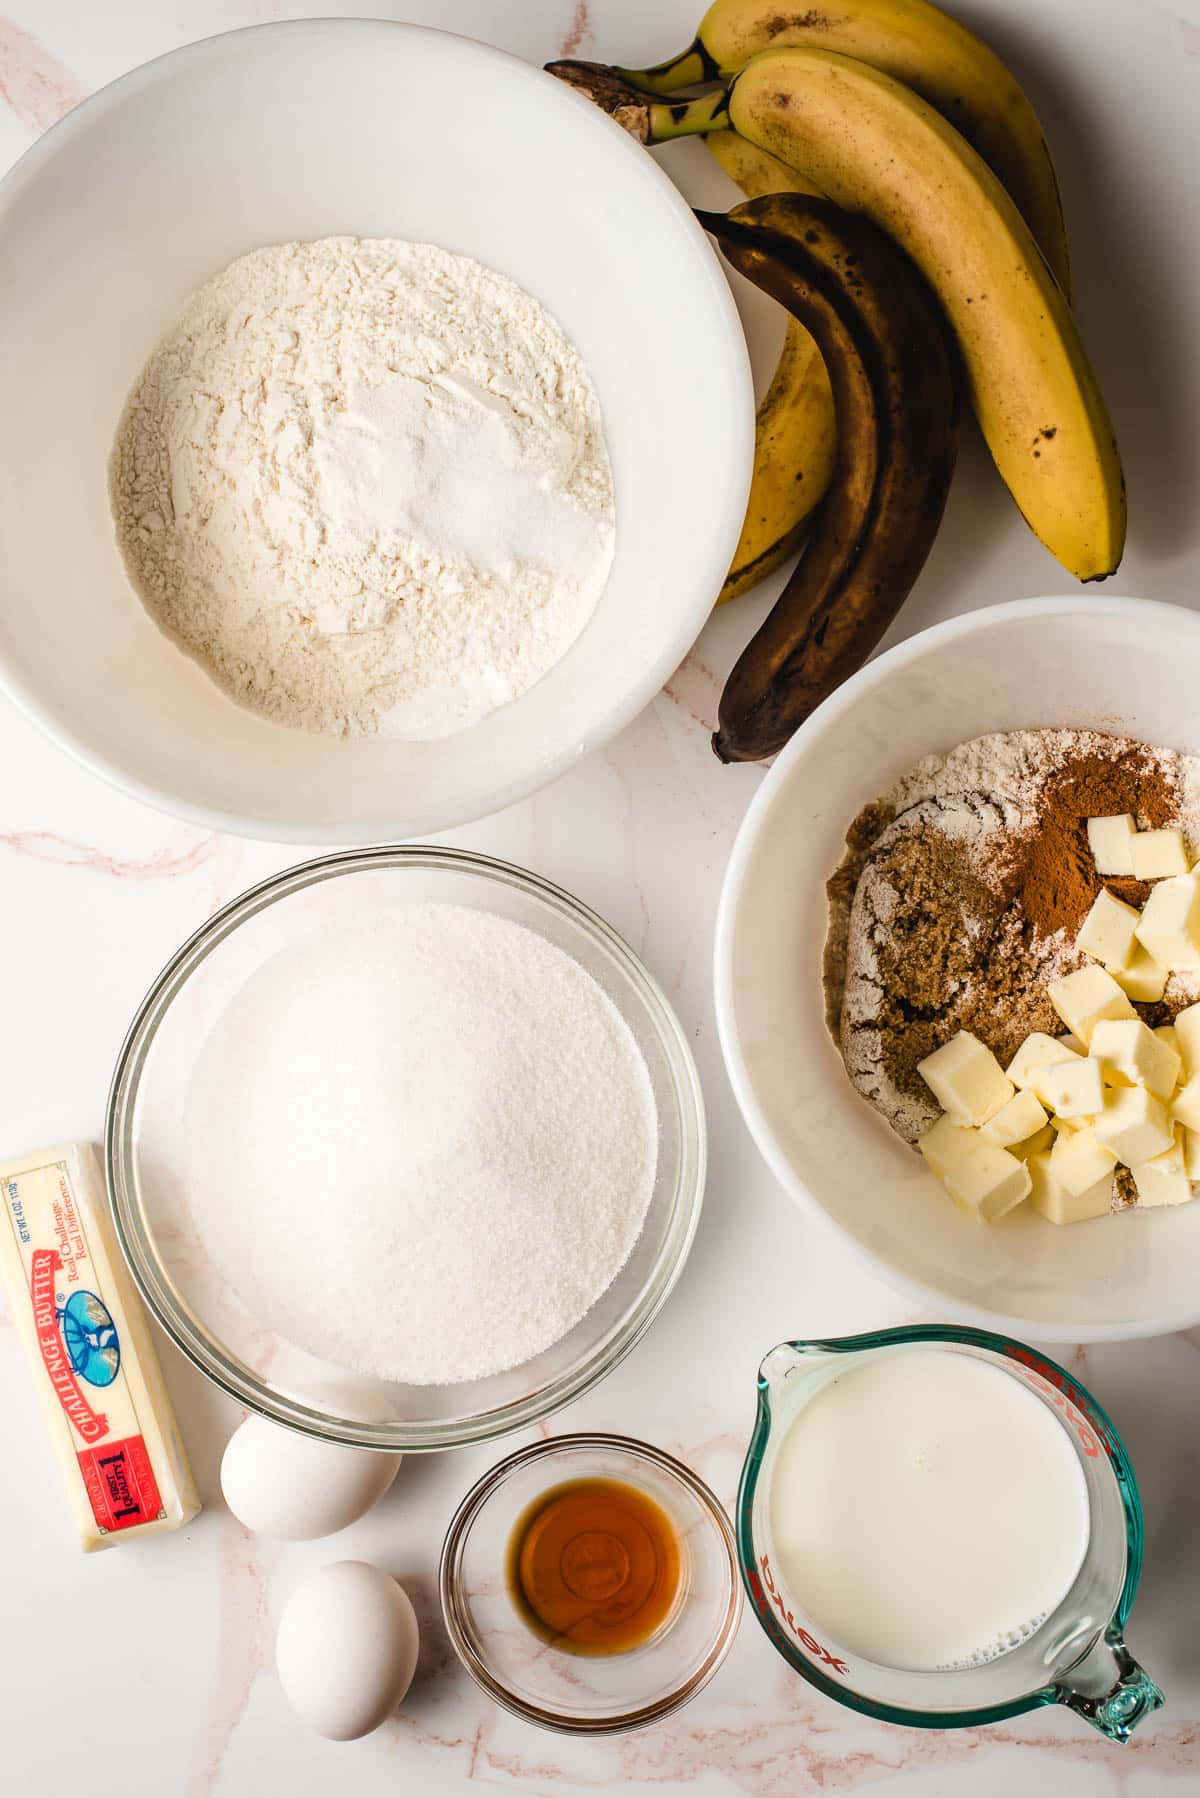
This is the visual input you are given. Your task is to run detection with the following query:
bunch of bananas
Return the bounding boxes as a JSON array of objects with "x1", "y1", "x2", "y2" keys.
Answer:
[{"x1": 548, "y1": 0, "x2": 1125, "y2": 762}]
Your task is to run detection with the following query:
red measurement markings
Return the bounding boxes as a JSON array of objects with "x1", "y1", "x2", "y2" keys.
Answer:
[
  {"x1": 747, "y1": 1555, "x2": 849, "y2": 1675},
  {"x1": 1009, "y1": 1348, "x2": 1113, "y2": 1460}
]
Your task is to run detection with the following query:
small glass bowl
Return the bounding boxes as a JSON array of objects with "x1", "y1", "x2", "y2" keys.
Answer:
[
  {"x1": 440, "y1": 1433, "x2": 743, "y2": 1734},
  {"x1": 105, "y1": 848, "x2": 705, "y2": 1452}
]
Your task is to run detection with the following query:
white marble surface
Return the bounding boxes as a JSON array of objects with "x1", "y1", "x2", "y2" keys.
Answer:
[{"x1": 1, "y1": 1, "x2": 1199, "y2": 1791}]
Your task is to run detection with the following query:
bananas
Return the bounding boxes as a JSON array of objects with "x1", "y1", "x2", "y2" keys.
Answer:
[
  {"x1": 723, "y1": 51, "x2": 1123, "y2": 579},
  {"x1": 704, "y1": 131, "x2": 812, "y2": 200},
  {"x1": 548, "y1": 53, "x2": 1124, "y2": 581},
  {"x1": 699, "y1": 195, "x2": 958, "y2": 761},
  {"x1": 550, "y1": 0, "x2": 1126, "y2": 756},
  {"x1": 704, "y1": 135, "x2": 836, "y2": 603},
  {"x1": 720, "y1": 321, "x2": 835, "y2": 601},
  {"x1": 620, "y1": 0, "x2": 1070, "y2": 294}
]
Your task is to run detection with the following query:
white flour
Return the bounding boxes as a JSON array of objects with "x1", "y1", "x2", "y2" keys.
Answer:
[
  {"x1": 185, "y1": 905, "x2": 658, "y2": 1386},
  {"x1": 110, "y1": 237, "x2": 615, "y2": 738}
]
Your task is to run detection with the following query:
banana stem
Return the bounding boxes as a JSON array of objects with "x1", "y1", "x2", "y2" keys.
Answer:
[
  {"x1": 665, "y1": 84, "x2": 731, "y2": 139},
  {"x1": 614, "y1": 41, "x2": 719, "y2": 94},
  {"x1": 545, "y1": 61, "x2": 730, "y2": 143},
  {"x1": 652, "y1": 84, "x2": 732, "y2": 139}
]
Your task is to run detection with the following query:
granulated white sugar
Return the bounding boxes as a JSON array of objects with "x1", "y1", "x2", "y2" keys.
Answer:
[{"x1": 186, "y1": 904, "x2": 657, "y2": 1385}]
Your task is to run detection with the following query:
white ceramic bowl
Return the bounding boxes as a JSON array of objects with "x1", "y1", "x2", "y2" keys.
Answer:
[
  {"x1": 715, "y1": 596, "x2": 1200, "y2": 1342},
  {"x1": 0, "y1": 21, "x2": 751, "y2": 842}
]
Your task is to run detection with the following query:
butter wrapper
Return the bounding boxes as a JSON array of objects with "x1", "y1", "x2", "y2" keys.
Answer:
[{"x1": 0, "y1": 1143, "x2": 200, "y2": 1549}]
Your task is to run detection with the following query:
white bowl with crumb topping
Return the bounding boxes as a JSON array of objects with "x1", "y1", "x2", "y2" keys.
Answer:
[
  {"x1": 0, "y1": 20, "x2": 751, "y2": 842},
  {"x1": 715, "y1": 595, "x2": 1200, "y2": 1342}
]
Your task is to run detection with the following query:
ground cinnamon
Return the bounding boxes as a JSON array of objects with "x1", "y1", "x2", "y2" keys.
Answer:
[{"x1": 1014, "y1": 747, "x2": 1175, "y2": 939}]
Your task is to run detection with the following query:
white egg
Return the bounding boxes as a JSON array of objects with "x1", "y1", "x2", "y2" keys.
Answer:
[
  {"x1": 220, "y1": 1413, "x2": 401, "y2": 1540},
  {"x1": 276, "y1": 1561, "x2": 420, "y2": 1740}
]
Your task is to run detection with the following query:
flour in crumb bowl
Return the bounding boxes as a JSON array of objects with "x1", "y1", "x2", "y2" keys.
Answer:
[{"x1": 110, "y1": 237, "x2": 615, "y2": 738}]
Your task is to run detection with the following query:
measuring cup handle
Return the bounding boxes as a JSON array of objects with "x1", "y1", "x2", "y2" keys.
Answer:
[{"x1": 1056, "y1": 1635, "x2": 1164, "y2": 1743}]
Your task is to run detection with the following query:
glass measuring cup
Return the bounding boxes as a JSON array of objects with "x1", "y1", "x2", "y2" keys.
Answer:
[{"x1": 738, "y1": 1326, "x2": 1163, "y2": 1741}]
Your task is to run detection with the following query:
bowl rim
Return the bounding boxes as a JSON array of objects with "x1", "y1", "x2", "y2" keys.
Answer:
[
  {"x1": 713, "y1": 593, "x2": 1200, "y2": 1344},
  {"x1": 0, "y1": 16, "x2": 753, "y2": 845},
  {"x1": 438, "y1": 1430, "x2": 743, "y2": 1734},
  {"x1": 105, "y1": 845, "x2": 706, "y2": 1449}
]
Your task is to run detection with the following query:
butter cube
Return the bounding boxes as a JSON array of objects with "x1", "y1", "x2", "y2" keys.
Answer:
[
  {"x1": 1047, "y1": 965, "x2": 1136, "y2": 1046},
  {"x1": 918, "y1": 1115, "x2": 1031, "y2": 1222},
  {"x1": 1076, "y1": 888, "x2": 1142, "y2": 973},
  {"x1": 1049, "y1": 1126, "x2": 1117, "y2": 1195},
  {"x1": 1087, "y1": 814, "x2": 1137, "y2": 877},
  {"x1": 1131, "y1": 1128, "x2": 1194, "y2": 1208},
  {"x1": 1173, "y1": 1002, "x2": 1200, "y2": 1076},
  {"x1": 1033, "y1": 1055, "x2": 1105, "y2": 1118},
  {"x1": 1052, "y1": 1114, "x2": 1086, "y2": 1135},
  {"x1": 1019, "y1": 1122, "x2": 1057, "y2": 1159},
  {"x1": 917, "y1": 1031, "x2": 1013, "y2": 1125},
  {"x1": 1184, "y1": 1127, "x2": 1200, "y2": 1181},
  {"x1": 1154, "y1": 1023, "x2": 1181, "y2": 1063},
  {"x1": 1093, "y1": 1085, "x2": 1174, "y2": 1165},
  {"x1": 1057, "y1": 1032, "x2": 1087, "y2": 1055},
  {"x1": 1089, "y1": 1018, "x2": 1181, "y2": 1099},
  {"x1": 1131, "y1": 828, "x2": 1189, "y2": 880},
  {"x1": 979, "y1": 1089, "x2": 1049, "y2": 1151},
  {"x1": 1029, "y1": 1151, "x2": 1115, "y2": 1226},
  {"x1": 1113, "y1": 946, "x2": 1169, "y2": 1003},
  {"x1": 1135, "y1": 875, "x2": 1200, "y2": 972},
  {"x1": 1170, "y1": 1073, "x2": 1200, "y2": 1131},
  {"x1": 1006, "y1": 1032, "x2": 1080, "y2": 1090}
]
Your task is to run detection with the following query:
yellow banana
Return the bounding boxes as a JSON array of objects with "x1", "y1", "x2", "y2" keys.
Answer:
[
  {"x1": 620, "y1": 0, "x2": 1071, "y2": 294},
  {"x1": 723, "y1": 51, "x2": 1122, "y2": 577},
  {"x1": 548, "y1": 57, "x2": 1123, "y2": 580},
  {"x1": 704, "y1": 131, "x2": 810, "y2": 200},
  {"x1": 704, "y1": 134, "x2": 836, "y2": 603}
]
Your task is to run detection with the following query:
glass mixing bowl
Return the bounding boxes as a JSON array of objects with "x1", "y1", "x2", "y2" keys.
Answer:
[
  {"x1": 440, "y1": 1433, "x2": 743, "y2": 1734},
  {"x1": 106, "y1": 847, "x2": 705, "y2": 1451}
]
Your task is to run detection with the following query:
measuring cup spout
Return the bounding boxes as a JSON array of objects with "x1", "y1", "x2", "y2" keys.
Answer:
[
  {"x1": 758, "y1": 1342, "x2": 808, "y2": 1394},
  {"x1": 1056, "y1": 1634, "x2": 1164, "y2": 1742}
]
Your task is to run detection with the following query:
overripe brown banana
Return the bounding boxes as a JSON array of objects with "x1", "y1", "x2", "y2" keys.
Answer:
[
  {"x1": 619, "y1": 0, "x2": 1071, "y2": 295},
  {"x1": 704, "y1": 135, "x2": 836, "y2": 602},
  {"x1": 698, "y1": 194, "x2": 959, "y2": 762},
  {"x1": 546, "y1": 56, "x2": 1124, "y2": 581}
]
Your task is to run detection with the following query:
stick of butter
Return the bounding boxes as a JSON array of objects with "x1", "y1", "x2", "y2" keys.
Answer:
[{"x1": 0, "y1": 1143, "x2": 200, "y2": 1550}]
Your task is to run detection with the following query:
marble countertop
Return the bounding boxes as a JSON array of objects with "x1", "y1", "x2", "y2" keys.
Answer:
[{"x1": 2, "y1": 1, "x2": 1199, "y2": 1792}]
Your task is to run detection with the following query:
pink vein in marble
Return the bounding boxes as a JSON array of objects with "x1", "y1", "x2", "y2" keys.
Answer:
[
  {"x1": 0, "y1": 19, "x2": 86, "y2": 134},
  {"x1": 559, "y1": 1, "x2": 593, "y2": 58},
  {"x1": 185, "y1": 1519, "x2": 277, "y2": 1798},
  {"x1": 663, "y1": 650, "x2": 721, "y2": 730},
  {"x1": 0, "y1": 829, "x2": 219, "y2": 879}
]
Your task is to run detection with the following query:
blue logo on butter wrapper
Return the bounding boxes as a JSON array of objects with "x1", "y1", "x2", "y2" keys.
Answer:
[{"x1": 58, "y1": 1290, "x2": 121, "y2": 1388}]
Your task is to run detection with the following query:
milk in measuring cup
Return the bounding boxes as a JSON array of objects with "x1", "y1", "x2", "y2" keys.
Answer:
[{"x1": 770, "y1": 1346, "x2": 1089, "y2": 1670}]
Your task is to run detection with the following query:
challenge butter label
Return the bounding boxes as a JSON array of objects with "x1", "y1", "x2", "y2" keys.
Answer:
[{"x1": 0, "y1": 1145, "x2": 199, "y2": 1549}]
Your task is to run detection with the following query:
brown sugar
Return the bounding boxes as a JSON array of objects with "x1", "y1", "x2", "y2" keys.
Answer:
[{"x1": 858, "y1": 822, "x2": 1073, "y2": 1126}]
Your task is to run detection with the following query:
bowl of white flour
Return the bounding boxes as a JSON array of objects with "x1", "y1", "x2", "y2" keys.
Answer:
[
  {"x1": 107, "y1": 847, "x2": 706, "y2": 1450},
  {"x1": 0, "y1": 20, "x2": 751, "y2": 840}
]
